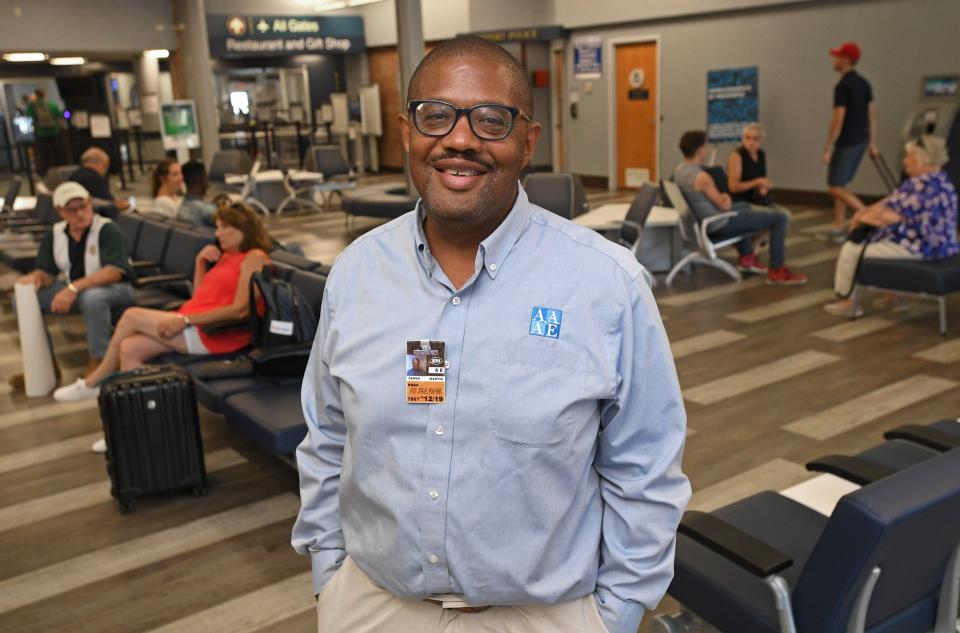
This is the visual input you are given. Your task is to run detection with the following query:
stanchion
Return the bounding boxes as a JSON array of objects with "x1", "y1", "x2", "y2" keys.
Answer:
[
  {"x1": 133, "y1": 126, "x2": 144, "y2": 174},
  {"x1": 122, "y1": 130, "x2": 136, "y2": 182},
  {"x1": 295, "y1": 121, "x2": 304, "y2": 169},
  {"x1": 113, "y1": 135, "x2": 128, "y2": 191}
]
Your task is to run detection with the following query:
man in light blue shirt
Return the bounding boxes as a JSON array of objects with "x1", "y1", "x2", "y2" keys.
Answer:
[{"x1": 293, "y1": 36, "x2": 690, "y2": 633}]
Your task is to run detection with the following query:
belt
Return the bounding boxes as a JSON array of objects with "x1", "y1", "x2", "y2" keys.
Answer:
[{"x1": 423, "y1": 598, "x2": 491, "y2": 613}]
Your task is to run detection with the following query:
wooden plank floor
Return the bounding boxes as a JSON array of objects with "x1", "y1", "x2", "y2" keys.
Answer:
[{"x1": 1, "y1": 180, "x2": 958, "y2": 632}]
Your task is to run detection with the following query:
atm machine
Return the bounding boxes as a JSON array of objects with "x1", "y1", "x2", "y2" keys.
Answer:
[{"x1": 901, "y1": 74, "x2": 960, "y2": 188}]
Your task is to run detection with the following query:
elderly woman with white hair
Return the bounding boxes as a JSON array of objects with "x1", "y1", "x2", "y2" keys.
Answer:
[{"x1": 824, "y1": 135, "x2": 958, "y2": 318}]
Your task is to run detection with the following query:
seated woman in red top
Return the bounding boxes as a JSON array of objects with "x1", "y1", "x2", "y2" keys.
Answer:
[{"x1": 54, "y1": 200, "x2": 271, "y2": 403}]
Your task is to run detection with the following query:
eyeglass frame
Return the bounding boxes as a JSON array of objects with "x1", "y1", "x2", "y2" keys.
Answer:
[{"x1": 406, "y1": 99, "x2": 532, "y2": 141}]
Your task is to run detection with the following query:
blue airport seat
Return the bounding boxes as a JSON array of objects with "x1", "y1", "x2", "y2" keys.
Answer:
[{"x1": 667, "y1": 448, "x2": 960, "y2": 633}]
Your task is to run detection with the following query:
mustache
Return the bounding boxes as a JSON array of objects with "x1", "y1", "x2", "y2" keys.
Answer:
[{"x1": 428, "y1": 150, "x2": 494, "y2": 171}]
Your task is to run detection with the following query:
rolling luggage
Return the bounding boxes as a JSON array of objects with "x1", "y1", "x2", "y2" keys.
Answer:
[{"x1": 98, "y1": 364, "x2": 207, "y2": 513}]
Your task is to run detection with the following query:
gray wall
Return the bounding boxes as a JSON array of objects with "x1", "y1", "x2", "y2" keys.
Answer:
[
  {"x1": 0, "y1": 0, "x2": 175, "y2": 52},
  {"x1": 563, "y1": 0, "x2": 960, "y2": 193},
  {"x1": 469, "y1": 0, "x2": 554, "y2": 31},
  {"x1": 553, "y1": 0, "x2": 816, "y2": 28}
]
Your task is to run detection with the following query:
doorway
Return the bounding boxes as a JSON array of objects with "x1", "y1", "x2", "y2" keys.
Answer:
[{"x1": 614, "y1": 40, "x2": 658, "y2": 189}]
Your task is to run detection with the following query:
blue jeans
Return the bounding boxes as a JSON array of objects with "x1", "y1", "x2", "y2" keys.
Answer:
[
  {"x1": 35, "y1": 281, "x2": 135, "y2": 358},
  {"x1": 708, "y1": 206, "x2": 789, "y2": 268}
]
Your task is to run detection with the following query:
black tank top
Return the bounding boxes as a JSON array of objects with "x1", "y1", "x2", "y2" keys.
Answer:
[{"x1": 732, "y1": 146, "x2": 767, "y2": 203}]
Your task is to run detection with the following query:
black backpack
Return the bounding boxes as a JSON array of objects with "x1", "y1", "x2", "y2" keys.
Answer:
[{"x1": 249, "y1": 265, "x2": 317, "y2": 349}]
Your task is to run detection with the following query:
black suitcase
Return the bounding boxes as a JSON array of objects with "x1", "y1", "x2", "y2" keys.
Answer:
[{"x1": 98, "y1": 364, "x2": 207, "y2": 513}]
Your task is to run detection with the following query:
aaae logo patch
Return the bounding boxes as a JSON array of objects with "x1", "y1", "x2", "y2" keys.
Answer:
[{"x1": 529, "y1": 306, "x2": 563, "y2": 339}]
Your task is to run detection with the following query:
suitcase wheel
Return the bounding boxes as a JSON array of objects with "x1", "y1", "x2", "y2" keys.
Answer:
[
  {"x1": 118, "y1": 499, "x2": 134, "y2": 514},
  {"x1": 193, "y1": 485, "x2": 207, "y2": 497}
]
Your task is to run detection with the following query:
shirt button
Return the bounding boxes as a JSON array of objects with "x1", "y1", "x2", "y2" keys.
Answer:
[
  {"x1": 428, "y1": 554, "x2": 440, "y2": 565},
  {"x1": 451, "y1": 296, "x2": 461, "y2": 306},
  {"x1": 428, "y1": 489, "x2": 440, "y2": 500},
  {"x1": 434, "y1": 425, "x2": 445, "y2": 436},
  {"x1": 488, "y1": 263, "x2": 497, "y2": 272}
]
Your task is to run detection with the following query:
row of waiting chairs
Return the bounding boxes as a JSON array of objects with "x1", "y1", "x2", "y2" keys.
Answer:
[
  {"x1": 115, "y1": 211, "x2": 327, "y2": 460},
  {"x1": 656, "y1": 417, "x2": 960, "y2": 633}
]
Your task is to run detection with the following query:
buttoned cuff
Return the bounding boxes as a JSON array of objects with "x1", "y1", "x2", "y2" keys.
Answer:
[
  {"x1": 595, "y1": 588, "x2": 646, "y2": 633},
  {"x1": 310, "y1": 549, "x2": 345, "y2": 596}
]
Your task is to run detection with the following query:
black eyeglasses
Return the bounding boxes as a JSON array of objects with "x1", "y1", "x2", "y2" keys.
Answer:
[{"x1": 408, "y1": 100, "x2": 531, "y2": 141}]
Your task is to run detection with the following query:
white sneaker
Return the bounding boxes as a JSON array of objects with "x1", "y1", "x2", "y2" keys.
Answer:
[
  {"x1": 53, "y1": 378, "x2": 100, "y2": 402},
  {"x1": 91, "y1": 437, "x2": 107, "y2": 453}
]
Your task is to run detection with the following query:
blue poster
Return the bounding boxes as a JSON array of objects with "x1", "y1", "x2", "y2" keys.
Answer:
[
  {"x1": 706, "y1": 67, "x2": 758, "y2": 142},
  {"x1": 573, "y1": 37, "x2": 603, "y2": 79}
]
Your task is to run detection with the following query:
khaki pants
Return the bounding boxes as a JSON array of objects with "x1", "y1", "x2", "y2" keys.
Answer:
[
  {"x1": 317, "y1": 557, "x2": 611, "y2": 633},
  {"x1": 834, "y1": 239, "x2": 919, "y2": 297}
]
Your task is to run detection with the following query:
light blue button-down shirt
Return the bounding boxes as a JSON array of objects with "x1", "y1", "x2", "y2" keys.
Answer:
[{"x1": 292, "y1": 185, "x2": 690, "y2": 633}]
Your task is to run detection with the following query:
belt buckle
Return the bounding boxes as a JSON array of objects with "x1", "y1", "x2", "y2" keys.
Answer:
[{"x1": 423, "y1": 598, "x2": 491, "y2": 613}]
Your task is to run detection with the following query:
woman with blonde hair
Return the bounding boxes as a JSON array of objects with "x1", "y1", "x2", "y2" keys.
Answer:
[
  {"x1": 151, "y1": 158, "x2": 184, "y2": 218},
  {"x1": 54, "y1": 199, "x2": 272, "y2": 409}
]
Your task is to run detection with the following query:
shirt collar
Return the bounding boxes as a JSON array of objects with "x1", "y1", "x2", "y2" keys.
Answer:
[{"x1": 413, "y1": 182, "x2": 533, "y2": 282}]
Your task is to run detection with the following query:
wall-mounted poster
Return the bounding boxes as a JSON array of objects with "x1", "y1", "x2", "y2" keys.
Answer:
[
  {"x1": 707, "y1": 66, "x2": 758, "y2": 142},
  {"x1": 573, "y1": 37, "x2": 603, "y2": 79}
]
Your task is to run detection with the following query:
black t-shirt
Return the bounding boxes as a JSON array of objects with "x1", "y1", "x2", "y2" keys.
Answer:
[
  {"x1": 69, "y1": 166, "x2": 114, "y2": 201},
  {"x1": 834, "y1": 70, "x2": 873, "y2": 146},
  {"x1": 66, "y1": 225, "x2": 91, "y2": 280},
  {"x1": 731, "y1": 147, "x2": 767, "y2": 203}
]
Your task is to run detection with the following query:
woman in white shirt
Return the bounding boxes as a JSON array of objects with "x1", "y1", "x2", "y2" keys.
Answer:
[{"x1": 151, "y1": 158, "x2": 183, "y2": 218}]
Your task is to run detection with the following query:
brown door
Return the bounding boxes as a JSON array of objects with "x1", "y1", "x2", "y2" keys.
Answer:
[
  {"x1": 615, "y1": 41, "x2": 658, "y2": 189},
  {"x1": 552, "y1": 49, "x2": 565, "y2": 171}
]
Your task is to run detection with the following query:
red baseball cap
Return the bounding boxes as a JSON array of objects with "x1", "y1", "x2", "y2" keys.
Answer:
[{"x1": 829, "y1": 42, "x2": 861, "y2": 63}]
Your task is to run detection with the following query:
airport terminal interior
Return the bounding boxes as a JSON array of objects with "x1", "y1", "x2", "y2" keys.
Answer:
[{"x1": 1, "y1": 0, "x2": 959, "y2": 632}]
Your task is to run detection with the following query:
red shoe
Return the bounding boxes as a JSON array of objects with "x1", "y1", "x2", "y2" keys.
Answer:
[
  {"x1": 766, "y1": 267, "x2": 808, "y2": 286},
  {"x1": 737, "y1": 254, "x2": 768, "y2": 275}
]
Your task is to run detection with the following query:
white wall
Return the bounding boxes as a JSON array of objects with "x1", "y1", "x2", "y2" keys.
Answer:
[
  {"x1": 553, "y1": 0, "x2": 816, "y2": 28},
  {"x1": 0, "y1": 1, "x2": 175, "y2": 52},
  {"x1": 563, "y1": 0, "x2": 960, "y2": 193}
]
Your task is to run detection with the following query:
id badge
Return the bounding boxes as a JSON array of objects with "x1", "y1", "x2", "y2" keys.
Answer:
[{"x1": 406, "y1": 339, "x2": 445, "y2": 404}]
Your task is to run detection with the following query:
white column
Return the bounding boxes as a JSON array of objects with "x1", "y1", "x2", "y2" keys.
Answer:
[
  {"x1": 394, "y1": 0, "x2": 425, "y2": 194},
  {"x1": 135, "y1": 54, "x2": 161, "y2": 133},
  {"x1": 174, "y1": 0, "x2": 218, "y2": 167}
]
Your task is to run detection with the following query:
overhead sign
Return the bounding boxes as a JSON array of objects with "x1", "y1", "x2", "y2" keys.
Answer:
[
  {"x1": 207, "y1": 14, "x2": 365, "y2": 57},
  {"x1": 707, "y1": 66, "x2": 759, "y2": 142},
  {"x1": 573, "y1": 37, "x2": 603, "y2": 79},
  {"x1": 467, "y1": 25, "x2": 567, "y2": 43}
]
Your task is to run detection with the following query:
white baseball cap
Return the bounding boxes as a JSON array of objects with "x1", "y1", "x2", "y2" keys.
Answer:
[{"x1": 53, "y1": 182, "x2": 91, "y2": 208}]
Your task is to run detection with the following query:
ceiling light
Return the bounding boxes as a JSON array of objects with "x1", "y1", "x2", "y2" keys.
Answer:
[
  {"x1": 348, "y1": 0, "x2": 382, "y2": 6},
  {"x1": 144, "y1": 49, "x2": 170, "y2": 59},
  {"x1": 314, "y1": 2, "x2": 347, "y2": 11},
  {"x1": 3, "y1": 52, "x2": 47, "y2": 62},
  {"x1": 50, "y1": 57, "x2": 86, "y2": 66}
]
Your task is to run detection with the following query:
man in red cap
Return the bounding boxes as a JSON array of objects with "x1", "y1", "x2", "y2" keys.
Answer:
[{"x1": 822, "y1": 41, "x2": 877, "y2": 243}]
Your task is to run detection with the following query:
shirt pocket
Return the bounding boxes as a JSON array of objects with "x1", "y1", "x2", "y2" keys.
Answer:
[{"x1": 485, "y1": 341, "x2": 587, "y2": 447}]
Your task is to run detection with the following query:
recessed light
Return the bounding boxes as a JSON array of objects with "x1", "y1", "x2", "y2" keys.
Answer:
[
  {"x1": 50, "y1": 57, "x2": 86, "y2": 66},
  {"x1": 3, "y1": 52, "x2": 48, "y2": 62},
  {"x1": 144, "y1": 49, "x2": 170, "y2": 59}
]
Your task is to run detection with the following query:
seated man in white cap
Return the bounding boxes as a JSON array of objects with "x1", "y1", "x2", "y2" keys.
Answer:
[{"x1": 8, "y1": 182, "x2": 136, "y2": 389}]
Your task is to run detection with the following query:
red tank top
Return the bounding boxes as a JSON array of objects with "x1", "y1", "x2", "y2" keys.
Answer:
[{"x1": 177, "y1": 250, "x2": 264, "y2": 354}]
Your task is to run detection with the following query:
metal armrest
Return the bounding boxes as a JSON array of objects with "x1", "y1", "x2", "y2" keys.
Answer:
[
  {"x1": 131, "y1": 259, "x2": 159, "y2": 270},
  {"x1": 678, "y1": 511, "x2": 794, "y2": 578},
  {"x1": 883, "y1": 424, "x2": 960, "y2": 452},
  {"x1": 700, "y1": 211, "x2": 739, "y2": 232},
  {"x1": 135, "y1": 273, "x2": 188, "y2": 288},
  {"x1": 805, "y1": 454, "x2": 896, "y2": 486}
]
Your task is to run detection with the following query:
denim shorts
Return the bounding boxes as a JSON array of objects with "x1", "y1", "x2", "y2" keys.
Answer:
[{"x1": 828, "y1": 141, "x2": 868, "y2": 187}]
